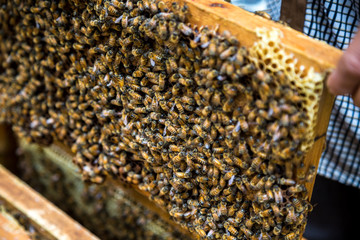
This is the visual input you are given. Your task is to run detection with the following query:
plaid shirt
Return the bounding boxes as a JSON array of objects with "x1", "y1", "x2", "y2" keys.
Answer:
[
  {"x1": 238, "y1": 0, "x2": 360, "y2": 188},
  {"x1": 304, "y1": 0, "x2": 360, "y2": 188}
]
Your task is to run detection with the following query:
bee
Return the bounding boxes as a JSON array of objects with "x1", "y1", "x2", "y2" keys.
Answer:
[
  {"x1": 206, "y1": 69, "x2": 218, "y2": 81},
  {"x1": 195, "y1": 228, "x2": 206, "y2": 238},
  {"x1": 91, "y1": 176, "x2": 104, "y2": 184},
  {"x1": 231, "y1": 157, "x2": 248, "y2": 169},
  {"x1": 240, "y1": 63, "x2": 256, "y2": 75},
  {"x1": 113, "y1": 0, "x2": 125, "y2": 9},
  {"x1": 221, "y1": 30, "x2": 239, "y2": 45},
  {"x1": 128, "y1": 89, "x2": 142, "y2": 101},
  {"x1": 240, "y1": 224, "x2": 253, "y2": 239},
  {"x1": 222, "y1": 98, "x2": 234, "y2": 112},
  {"x1": 278, "y1": 177, "x2": 296, "y2": 186},
  {"x1": 132, "y1": 48, "x2": 143, "y2": 57},
  {"x1": 220, "y1": 46, "x2": 237, "y2": 60},
  {"x1": 273, "y1": 185, "x2": 283, "y2": 204},
  {"x1": 134, "y1": 107, "x2": 147, "y2": 114},
  {"x1": 178, "y1": 77, "x2": 193, "y2": 86},
  {"x1": 249, "y1": 157, "x2": 262, "y2": 173},
  {"x1": 72, "y1": 43, "x2": 84, "y2": 50},
  {"x1": 210, "y1": 185, "x2": 222, "y2": 196},
  {"x1": 193, "y1": 124, "x2": 205, "y2": 138},
  {"x1": 175, "y1": 171, "x2": 191, "y2": 178},
  {"x1": 306, "y1": 165, "x2": 316, "y2": 182},
  {"x1": 284, "y1": 233, "x2": 297, "y2": 240},
  {"x1": 158, "y1": 100, "x2": 169, "y2": 112},
  {"x1": 259, "y1": 209, "x2": 273, "y2": 218},
  {"x1": 121, "y1": 12, "x2": 129, "y2": 28},
  {"x1": 196, "y1": 176, "x2": 208, "y2": 183},
  {"x1": 287, "y1": 184, "x2": 307, "y2": 195},
  {"x1": 245, "y1": 216, "x2": 258, "y2": 229},
  {"x1": 213, "y1": 147, "x2": 225, "y2": 154},
  {"x1": 292, "y1": 197, "x2": 305, "y2": 213},
  {"x1": 255, "y1": 10, "x2": 272, "y2": 20},
  {"x1": 157, "y1": 20, "x2": 168, "y2": 40},
  {"x1": 165, "y1": 58, "x2": 177, "y2": 74},
  {"x1": 178, "y1": 22, "x2": 193, "y2": 36},
  {"x1": 212, "y1": 157, "x2": 225, "y2": 171},
  {"x1": 224, "y1": 222, "x2": 238, "y2": 236},
  {"x1": 107, "y1": 4, "x2": 119, "y2": 16},
  {"x1": 166, "y1": 124, "x2": 178, "y2": 135},
  {"x1": 201, "y1": 88, "x2": 214, "y2": 103},
  {"x1": 285, "y1": 205, "x2": 297, "y2": 224},
  {"x1": 263, "y1": 175, "x2": 275, "y2": 190}
]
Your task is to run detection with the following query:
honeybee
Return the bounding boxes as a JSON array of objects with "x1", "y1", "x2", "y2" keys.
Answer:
[
  {"x1": 284, "y1": 232, "x2": 297, "y2": 240},
  {"x1": 210, "y1": 185, "x2": 222, "y2": 196},
  {"x1": 240, "y1": 224, "x2": 253, "y2": 238},
  {"x1": 196, "y1": 176, "x2": 208, "y2": 184},
  {"x1": 292, "y1": 197, "x2": 305, "y2": 213},
  {"x1": 178, "y1": 77, "x2": 193, "y2": 86},
  {"x1": 128, "y1": 89, "x2": 142, "y2": 100},
  {"x1": 211, "y1": 157, "x2": 225, "y2": 172},
  {"x1": 249, "y1": 157, "x2": 262, "y2": 172},
  {"x1": 287, "y1": 184, "x2": 307, "y2": 195},
  {"x1": 253, "y1": 175, "x2": 266, "y2": 190},
  {"x1": 213, "y1": 147, "x2": 225, "y2": 154},
  {"x1": 254, "y1": 10, "x2": 272, "y2": 20},
  {"x1": 306, "y1": 165, "x2": 316, "y2": 182},
  {"x1": 224, "y1": 222, "x2": 238, "y2": 236},
  {"x1": 265, "y1": 175, "x2": 276, "y2": 190},
  {"x1": 121, "y1": 12, "x2": 129, "y2": 28},
  {"x1": 233, "y1": 157, "x2": 249, "y2": 169},
  {"x1": 178, "y1": 22, "x2": 193, "y2": 36},
  {"x1": 195, "y1": 228, "x2": 206, "y2": 238},
  {"x1": 270, "y1": 203, "x2": 281, "y2": 218},
  {"x1": 278, "y1": 177, "x2": 296, "y2": 186},
  {"x1": 245, "y1": 215, "x2": 259, "y2": 229},
  {"x1": 157, "y1": 20, "x2": 168, "y2": 40},
  {"x1": 273, "y1": 185, "x2": 283, "y2": 204},
  {"x1": 178, "y1": 5, "x2": 189, "y2": 22},
  {"x1": 248, "y1": 174, "x2": 260, "y2": 190},
  {"x1": 107, "y1": 3, "x2": 119, "y2": 16},
  {"x1": 220, "y1": 46, "x2": 237, "y2": 60},
  {"x1": 258, "y1": 209, "x2": 273, "y2": 218},
  {"x1": 175, "y1": 171, "x2": 191, "y2": 178},
  {"x1": 285, "y1": 205, "x2": 297, "y2": 224},
  {"x1": 113, "y1": 0, "x2": 125, "y2": 9}
]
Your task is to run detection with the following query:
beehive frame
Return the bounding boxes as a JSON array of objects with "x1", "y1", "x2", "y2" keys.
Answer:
[
  {"x1": 0, "y1": 0, "x2": 343, "y2": 239},
  {"x1": 166, "y1": 0, "x2": 341, "y2": 197}
]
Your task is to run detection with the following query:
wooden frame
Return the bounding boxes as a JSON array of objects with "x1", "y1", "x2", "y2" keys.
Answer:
[
  {"x1": 163, "y1": 0, "x2": 342, "y2": 197},
  {"x1": 0, "y1": 164, "x2": 99, "y2": 240},
  {"x1": 0, "y1": 0, "x2": 344, "y2": 238}
]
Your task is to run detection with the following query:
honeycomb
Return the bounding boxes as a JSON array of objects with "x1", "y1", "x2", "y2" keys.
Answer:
[
  {"x1": 249, "y1": 28, "x2": 324, "y2": 153},
  {"x1": 0, "y1": 0, "x2": 323, "y2": 239}
]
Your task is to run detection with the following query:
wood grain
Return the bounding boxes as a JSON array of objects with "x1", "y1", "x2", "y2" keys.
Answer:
[
  {"x1": 0, "y1": 164, "x2": 99, "y2": 240},
  {"x1": 0, "y1": 211, "x2": 31, "y2": 240}
]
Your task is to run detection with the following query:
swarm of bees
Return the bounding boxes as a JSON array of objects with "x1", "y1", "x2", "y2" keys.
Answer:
[
  {"x1": 18, "y1": 142, "x2": 190, "y2": 240},
  {"x1": 0, "y1": 0, "x2": 323, "y2": 239}
]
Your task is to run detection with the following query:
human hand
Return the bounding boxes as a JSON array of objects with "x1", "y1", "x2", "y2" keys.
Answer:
[{"x1": 327, "y1": 31, "x2": 360, "y2": 107}]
